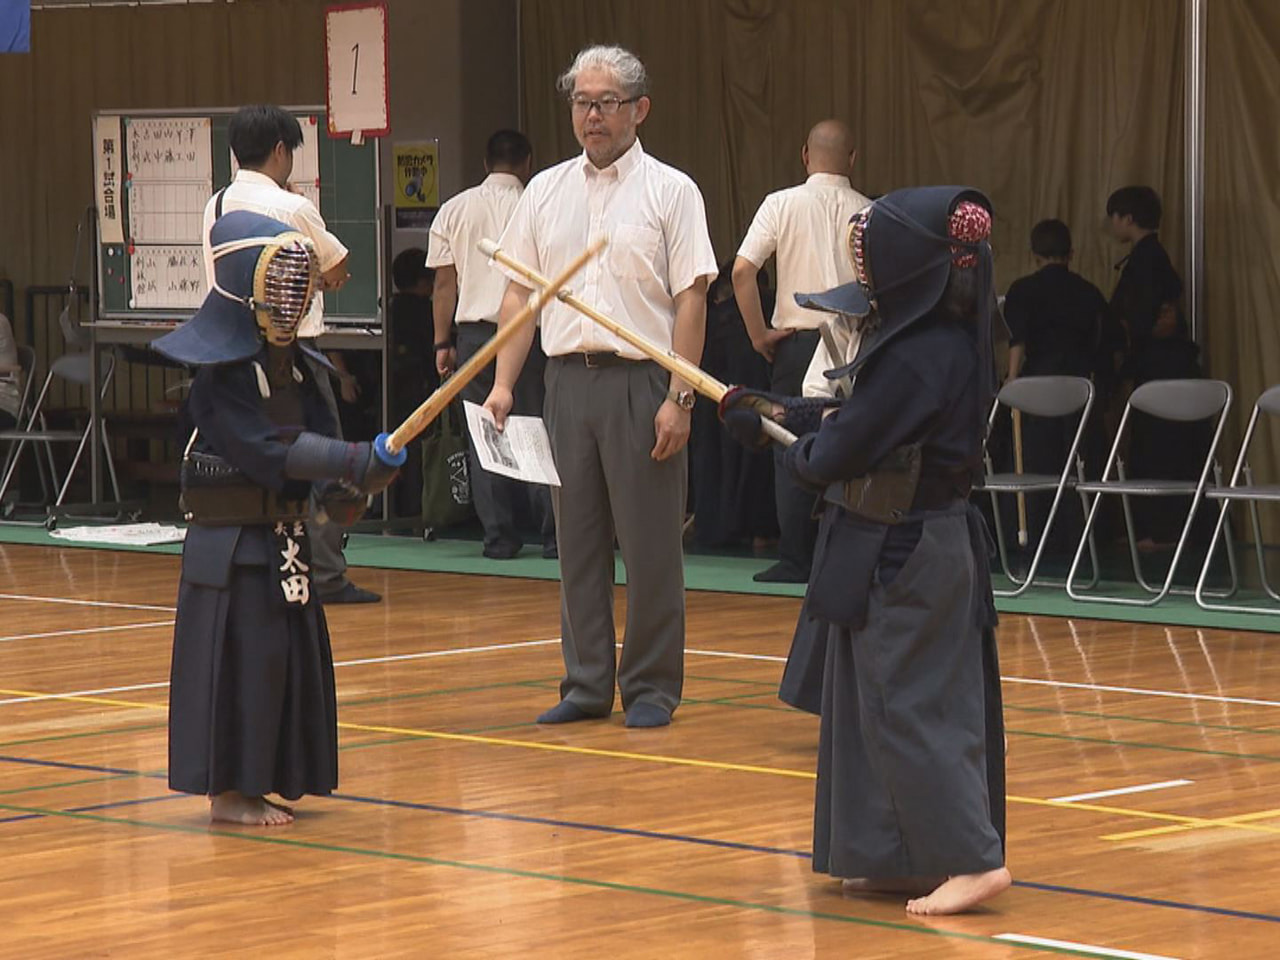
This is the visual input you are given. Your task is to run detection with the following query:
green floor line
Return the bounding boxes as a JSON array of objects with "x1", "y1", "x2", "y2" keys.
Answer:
[
  {"x1": 686, "y1": 674, "x2": 780, "y2": 688},
  {"x1": 0, "y1": 800, "x2": 1117, "y2": 959},
  {"x1": 1005, "y1": 704, "x2": 1280, "y2": 738},
  {"x1": 0, "y1": 722, "x2": 167, "y2": 750},
  {"x1": 1009, "y1": 728, "x2": 1280, "y2": 764},
  {"x1": 338, "y1": 735, "x2": 422, "y2": 752},
  {"x1": 341, "y1": 678, "x2": 558, "y2": 709},
  {"x1": 455, "y1": 721, "x2": 539, "y2": 736},
  {"x1": 8, "y1": 526, "x2": 1279, "y2": 634},
  {"x1": 0, "y1": 773, "x2": 139, "y2": 797}
]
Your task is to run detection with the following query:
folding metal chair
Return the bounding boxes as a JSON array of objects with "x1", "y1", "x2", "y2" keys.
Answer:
[
  {"x1": 977, "y1": 375, "x2": 1098, "y2": 597},
  {"x1": 1195, "y1": 384, "x2": 1280, "y2": 614},
  {"x1": 1067, "y1": 379, "x2": 1235, "y2": 606},
  {"x1": 0, "y1": 349, "x2": 120, "y2": 513},
  {"x1": 0, "y1": 345, "x2": 53, "y2": 510}
]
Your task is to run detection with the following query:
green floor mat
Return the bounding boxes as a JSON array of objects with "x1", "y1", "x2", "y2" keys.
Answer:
[{"x1": 2, "y1": 524, "x2": 1277, "y2": 634}]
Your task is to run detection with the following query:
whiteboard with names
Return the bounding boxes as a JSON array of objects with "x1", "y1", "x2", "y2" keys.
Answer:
[
  {"x1": 125, "y1": 117, "x2": 213, "y2": 246},
  {"x1": 94, "y1": 107, "x2": 382, "y2": 322},
  {"x1": 129, "y1": 245, "x2": 206, "y2": 310},
  {"x1": 126, "y1": 117, "x2": 212, "y2": 181},
  {"x1": 127, "y1": 182, "x2": 211, "y2": 243}
]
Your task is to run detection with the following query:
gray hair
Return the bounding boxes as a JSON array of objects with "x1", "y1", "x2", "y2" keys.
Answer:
[{"x1": 556, "y1": 45, "x2": 649, "y2": 98}]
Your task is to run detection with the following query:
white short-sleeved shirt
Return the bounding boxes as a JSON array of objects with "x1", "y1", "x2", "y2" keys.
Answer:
[
  {"x1": 201, "y1": 169, "x2": 349, "y2": 339},
  {"x1": 737, "y1": 173, "x2": 871, "y2": 332},
  {"x1": 426, "y1": 172, "x2": 524, "y2": 324},
  {"x1": 802, "y1": 315, "x2": 862, "y2": 399},
  {"x1": 496, "y1": 139, "x2": 717, "y2": 358},
  {"x1": 0, "y1": 313, "x2": 19, "y2": 419}
]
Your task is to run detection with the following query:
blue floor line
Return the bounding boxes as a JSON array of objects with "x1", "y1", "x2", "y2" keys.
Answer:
[
  {"x1": 0, "y1": 792, "x2": 183, "y2": 824},
  {"x1": 4, "y1": 754, "x2": 1278, "y2": 926}
]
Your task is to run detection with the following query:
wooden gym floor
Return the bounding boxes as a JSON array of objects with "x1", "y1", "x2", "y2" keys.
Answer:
[{"x1": 2, "y1": 542, "x2": 1279, "y2": 959}]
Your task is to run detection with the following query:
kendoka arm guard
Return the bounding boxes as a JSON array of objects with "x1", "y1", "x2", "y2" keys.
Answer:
[{"x1": 285, "y1": 431, "x2": 406, "y2": 494}]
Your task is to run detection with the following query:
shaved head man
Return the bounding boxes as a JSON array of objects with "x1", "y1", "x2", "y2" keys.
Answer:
[{"x1": 732, "y1": 119, "x2": 871, "y2": 584}]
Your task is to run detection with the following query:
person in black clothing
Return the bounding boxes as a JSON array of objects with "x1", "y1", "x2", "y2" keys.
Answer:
[
  {"x1": 720, "y1": 188, "x2": 1008, "y2": 915},
  {"x1": 1106, "y1": 186, "x2": 1204, "y2": 549},
  {"x1": 1005, "y1": 220, "x2": 1105, "y2": 382},
  {"x1": 154, "y1": 211, "x2": 401, "y2": 826},
  {"x1": 689, "y1": 260, "x2": 778, "y2": 548},
  {"x1": 386, "y1": 249, "x2": 438, "y2": 518},
  {"x1": 1002, "y1": 220, "x2": 1108, "y2": 553}
]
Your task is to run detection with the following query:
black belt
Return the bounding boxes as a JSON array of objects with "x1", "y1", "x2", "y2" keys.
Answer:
[{"x1": 556, "y1": 352, "x2": 647, "y2": 368}]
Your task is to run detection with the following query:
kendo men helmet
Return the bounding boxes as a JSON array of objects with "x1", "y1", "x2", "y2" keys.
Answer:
[{"x1": 153, "y1": 210, "x2": 322, "y2": 366}]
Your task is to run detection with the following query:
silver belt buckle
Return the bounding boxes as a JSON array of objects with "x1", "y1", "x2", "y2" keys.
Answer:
[{"x1": 583, "y1": 352, "x2": 600, "y2": 368}]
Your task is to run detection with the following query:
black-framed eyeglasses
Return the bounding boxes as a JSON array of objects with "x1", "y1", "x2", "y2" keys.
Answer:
[{"x1": 568, "y1": 95, "x2": 638, "y2": 116}]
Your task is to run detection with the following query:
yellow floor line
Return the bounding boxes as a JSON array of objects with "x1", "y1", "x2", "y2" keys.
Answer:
[
  {"x1": 5, "y1": 685, "x2": 1277, "y2": 837},
  {"x1": 1102, "y1": 806, "x2": 1280, "y2": 841}
]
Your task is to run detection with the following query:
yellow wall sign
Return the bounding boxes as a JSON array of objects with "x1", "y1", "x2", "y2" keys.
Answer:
[{"x1": 393, "y1": 140, "x2": 438, "y2": 228}]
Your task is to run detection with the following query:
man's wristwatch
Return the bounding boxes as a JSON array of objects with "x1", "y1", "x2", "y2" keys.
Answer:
[{"x1": 668, "y1": 388, "x2": 695, "y2": 412}]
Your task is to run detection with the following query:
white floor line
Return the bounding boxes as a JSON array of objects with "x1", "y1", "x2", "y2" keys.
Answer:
[
  {"x1": 1048, "y1": 779, "x2": 1195, "y2": 804},
  {"x1": 1000, "y1": 675, "x2": 1280, "y2": 709},
  {"x1": 334, "y1": 638, "x2": 561, "y2": 667},
  {"x1": 0, "y1": 637, "x2": 566, "y2": 705},
  {"x1": 994, "y1": 933, "x2": 1180, "y2": 960},
  {"x1": 0, "y1": 592, "x2": 176, "y2": 613},
  {"x1": 683, "y1": 647, "x2": 1280, "y2": 708},
  {"x1": 0, "y1": 680, "x2": 172, "y2": 705},
  {"x1": 0, "y1": 620, "x2": 175, "y2": 644},
  {"x1": 684, "y1": 647, "x2": 786, "y2": 663}
]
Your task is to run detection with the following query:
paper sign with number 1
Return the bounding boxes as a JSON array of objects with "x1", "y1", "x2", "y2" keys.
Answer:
[{"x1": 325, "y1": 1, "x2": 390, "y2": 143}]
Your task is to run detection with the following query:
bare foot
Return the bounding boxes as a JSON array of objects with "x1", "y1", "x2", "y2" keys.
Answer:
[
  {"x1": 210, "y1": 791, "x2": 294, "y2": 826},
  {"x1": 842, "y1": 877, "x2": 940, "y2": 896},
  {"x1": 264, "y1": 798, "x2": 295, "y2": 816},
  {"x1": 905, "y1": 867, "x2": 1011, "y2": 915}
]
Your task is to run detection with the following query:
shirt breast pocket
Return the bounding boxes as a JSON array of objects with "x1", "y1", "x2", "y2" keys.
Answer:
[{"x1": 611, "y1": 223, "x2": 662, "y2": 281}]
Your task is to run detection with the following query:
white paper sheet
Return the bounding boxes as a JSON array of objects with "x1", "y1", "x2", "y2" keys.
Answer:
[
  {"x1": 462, "y1": 401, "x2": 561, "y2": 487},
  {"x1": 49, "y1": 523, "x2": 187, "y2": 546}
]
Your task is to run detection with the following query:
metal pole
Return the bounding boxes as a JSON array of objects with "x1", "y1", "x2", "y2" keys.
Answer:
[
  {"x1": 1185, "y1": 0, "x2": 1206, "y2": 344},
  {"x1": 87, "y1": 208, "x2": 102, "y2": 505}
]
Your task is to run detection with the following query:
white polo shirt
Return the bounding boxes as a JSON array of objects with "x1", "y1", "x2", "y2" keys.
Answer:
[
  {"x1": 802, "y1": 316, "x2": 861, "y2": 399},
  {"x1": 201, "y1": 169, "x2": 349, "y2": 339},
  {"x1": 496, "y1": 139, "x2": 717, "y2": 358},
  {"x1": 426, "y1": 172, "x2": 525, "y2": 325},
  {"x1": 737, "y1": 173, "x2": 871, "y2": 332}
]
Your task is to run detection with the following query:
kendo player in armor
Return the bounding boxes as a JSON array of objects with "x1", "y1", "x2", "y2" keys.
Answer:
[
  {"x1": 720, "y1": 188, "x2": 1009, "y2": 915},
  {"x1": 152, "y1": 210, "x2": 405, "y2": 826}
]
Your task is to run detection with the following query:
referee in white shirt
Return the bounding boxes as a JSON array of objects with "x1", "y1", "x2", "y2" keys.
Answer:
[
  {"x1": 201, "y1": 104, "x2": 378, "y2": 605},
  {"x1": 732, "y1": 120, "x2": 870, "y2": 583},
  {"x1": 427, "y1": 130, "x2": 554, "y2": 560},
  {"x1": 484, "y1": 45, "x2": 717, "y2": 728}
]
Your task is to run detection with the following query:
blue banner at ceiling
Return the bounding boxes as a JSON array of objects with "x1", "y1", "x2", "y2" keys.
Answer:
[{"x1": 0, "y1": 0, "x2": 30, "y2": 54}]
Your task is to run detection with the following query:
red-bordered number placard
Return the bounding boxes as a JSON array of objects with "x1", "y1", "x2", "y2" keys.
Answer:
[{"x1": 325, "y1": 1, "x2": 390, "y2": 140}]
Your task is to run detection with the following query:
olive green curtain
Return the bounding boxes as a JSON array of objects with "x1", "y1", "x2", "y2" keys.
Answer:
[
  {"x1": 1204, "y1": 1, "x2": 1280, "y2": 505},
  {"x1": 519, "y1": 0, "x2": 1186, "y2": 295}
]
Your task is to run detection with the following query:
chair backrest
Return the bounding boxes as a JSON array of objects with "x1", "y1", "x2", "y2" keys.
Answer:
[
  {"x1": 1129, "y1": 379, "x2": 1230, "y2": 422},
  {"x1": 50, "y1": 349, "x2": 113, "y2": 392},
  {"x1": 1255, "y1": 384, "x2": 1280, "y2": 418},
  {"x1": 14, "y1": 344, "x2": 36, "y2": 408},
  {"x1": 59, "y1": 300, "x2": 91, "y2": 353},
  {"x1": 998, "y1": 376, "x2": 1092, "y2": 418}
]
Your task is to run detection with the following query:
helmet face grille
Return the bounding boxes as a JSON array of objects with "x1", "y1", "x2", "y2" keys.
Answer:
[
  {"x1": 256, "y1": 238, "x2": 319, "y2": 345},
  {"x1": 845, "y1": 207, "x2": 876, "y2": 309}
]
